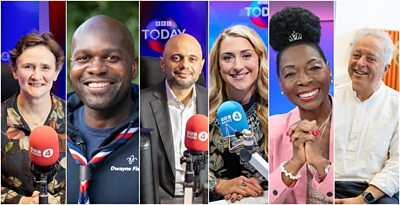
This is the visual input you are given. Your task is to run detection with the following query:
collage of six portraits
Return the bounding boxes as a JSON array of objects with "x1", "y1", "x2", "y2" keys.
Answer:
[{"x1": 1, "y1": 0, "x2": 399, "y2": 204}]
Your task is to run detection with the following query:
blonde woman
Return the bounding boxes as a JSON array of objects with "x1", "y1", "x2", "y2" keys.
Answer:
[{"x1": 209, "y1": 25, "x2": 268, "y2": 202}]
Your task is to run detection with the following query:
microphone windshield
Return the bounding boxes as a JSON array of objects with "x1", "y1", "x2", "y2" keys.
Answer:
[
  {"x1": 29, "y1": 125, "x2": 59, "y2": 166},
  {"x1": 185, "y1": 114, "x2": 208, "y2": 152},
  {"x1": 217, "y1": 101, "x2": 249, "y2": 138}
]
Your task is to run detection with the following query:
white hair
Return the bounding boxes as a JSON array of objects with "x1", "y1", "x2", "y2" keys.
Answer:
[{"x1": 352, "y1": 28, "x2": 395, "y2": 65}]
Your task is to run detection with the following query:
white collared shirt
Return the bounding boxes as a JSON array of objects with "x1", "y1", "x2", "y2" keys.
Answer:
[
  {"x1": 165, "y1": 80, "x2": 197, "y2": 196},
  {"x1": 335, "y1": 81, "x2": 399, "y2": 196}
]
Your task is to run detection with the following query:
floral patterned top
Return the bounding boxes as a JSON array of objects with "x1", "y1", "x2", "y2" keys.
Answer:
[
  {"x1": 1, "y1": 93, "x2": 66, "y2": 204},
  {"x1": 209, "y1": 94, "x2": 268, "y2": 201}
]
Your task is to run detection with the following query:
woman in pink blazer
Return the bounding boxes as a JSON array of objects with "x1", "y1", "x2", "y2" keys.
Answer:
[{"x1": 268, "y1": 7, "x2": 334, "y2": 204}]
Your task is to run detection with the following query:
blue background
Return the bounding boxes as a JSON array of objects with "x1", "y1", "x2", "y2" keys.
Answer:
[
  {"x1": 1, "y1": 1, "x2": 66, "y2": 100},
  {"x1": 140, "y1": 1, "x2": 208, "y2": 84}
]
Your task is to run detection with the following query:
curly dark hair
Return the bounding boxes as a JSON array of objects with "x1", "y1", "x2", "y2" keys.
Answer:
[{"x1": 270, "y1": 7, "x2": 327, "y2": 76}]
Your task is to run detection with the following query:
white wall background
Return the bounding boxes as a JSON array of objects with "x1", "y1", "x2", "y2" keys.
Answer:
[{"x1": 334, "y1": 0, "x2": 400, "y2": 86}]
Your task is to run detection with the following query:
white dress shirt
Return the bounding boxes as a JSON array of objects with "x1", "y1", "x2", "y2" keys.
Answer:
[
  {"x1": 165, "y1": 80, "x2": 197, "y2": 196},
  {"x1": 335, "y1": 81, "x2": 399, "y2": 196}
]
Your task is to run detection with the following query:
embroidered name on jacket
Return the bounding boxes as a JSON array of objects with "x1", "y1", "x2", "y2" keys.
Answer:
[{"x1": 110, "y1": 154, "x2": 139, "y2": 172}]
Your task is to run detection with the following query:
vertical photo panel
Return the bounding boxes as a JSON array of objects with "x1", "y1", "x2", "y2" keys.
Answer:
[
  {"x1": 334, "y1": 0, "x2": 399, "y2": 204},
  {"x1": 268, "y1": 1, "x2": 334, "y2": 204},
  {"x1": 66, "y1": 1, "x2": 140, "y2": 204},
  {"x1": 139, "y1": 1, "x2": 209, "y2": 204},
  {"x1": 1, "y1": 1, "x2": 66, "y2": 204},
  {"x1": 209, "y1": 1, "x2": 268, "y2": 204}
]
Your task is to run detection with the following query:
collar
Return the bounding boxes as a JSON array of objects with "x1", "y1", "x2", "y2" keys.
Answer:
[
  {"x1": 165, "y1": 79, "x2": 196, "y2": 108},
  {"x1": 351, "y1": 81, "x2": 385, "y2": 103}
]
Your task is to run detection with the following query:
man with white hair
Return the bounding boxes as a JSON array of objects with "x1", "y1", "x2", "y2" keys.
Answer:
[{"x1": 335, "y1": 28, "x2": 399, "y2": 204}]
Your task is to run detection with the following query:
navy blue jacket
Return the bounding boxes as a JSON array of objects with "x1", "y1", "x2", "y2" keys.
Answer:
[{"x1": 66, "y1": 85, "x2": 139, "y2": 204}]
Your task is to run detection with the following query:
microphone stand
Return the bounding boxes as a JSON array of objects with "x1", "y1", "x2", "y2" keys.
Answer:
[
  {"x1": 38, "y1": 174, "x2": 48, "y2": 204},
  {"x1": 239, "y1": 130, "x2": 269, "y2": 179},
  {"x1": 182, "y1": 153, "x2": 194, "y2": 204},
  {"x1": 30, "y1": 161, "x2": 59, "y2": 204},
  {"x1": 180, "y1": 150, "x2": 207, "y2": 204}
]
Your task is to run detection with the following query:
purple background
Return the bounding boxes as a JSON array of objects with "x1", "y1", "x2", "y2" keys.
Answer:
[{"x1": 269, "y1": 1, "x2": 334, "y2": 115}]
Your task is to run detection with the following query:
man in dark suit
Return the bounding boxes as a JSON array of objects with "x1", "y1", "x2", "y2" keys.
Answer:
[{"x1": 140, "y1": 33, "x2": 208, "y2": 203}]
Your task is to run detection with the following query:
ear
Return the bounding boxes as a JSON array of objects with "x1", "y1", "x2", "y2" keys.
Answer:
[
  {"x1": 53, "y1": 66, "x2": 62, "y2": 81},
  {"x1": 383, "y1": 64, "x2": 390, "y2": 75},
  {"x1": 131, "y1": 57, "x2": 138, "y2": 80},
  {"x1": 159, "y1": 56, "x2": 165, "y2": 72},
  {"x1": 328, "y1": 64, "x2": 333, "y2": 81},
  {"x1": 10, "y1": 62, "x2": 18, "y2": 80},
  {"x1": 201, "y1": 59, "x2": 205, "y2": 68},
  {"x1": 278, "y1": 78, "x2": 284, "y2": 93}
]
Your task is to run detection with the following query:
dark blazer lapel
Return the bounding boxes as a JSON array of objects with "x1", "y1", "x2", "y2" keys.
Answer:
[
  {"x1": 194, "y1": 84, "x2": 209, "y2": 185},
  {"x1": 196, "y1": 84, "x2": 208, "y2": 116},
  {"x1": 149, "y1": 83, "x2": 176, "y2": 174}
]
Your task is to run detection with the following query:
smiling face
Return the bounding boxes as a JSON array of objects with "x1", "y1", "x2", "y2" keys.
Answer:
[
  {"x1": 218, "y1": 36, "x2": 259, "y2": 94},
  {"x1": 12, "y1": 45, "x2": 60, "y2": 100},
  {"x1": 279, "y1": 44, "x2": 331, "y2": 111},
  {"x1": 348, "y1": 35, "x2": 388, "y2": 95},
  {"x1": 160, "y1": 34, "x2": 204, "y2": 90},
  {"x1": 70, "y1": 17, "x2": 135, "y2": 111}
]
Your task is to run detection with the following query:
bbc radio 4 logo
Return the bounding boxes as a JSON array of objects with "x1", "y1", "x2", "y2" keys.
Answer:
[
  {"x1": 1, "y1": 51, "x2": 10, "y2": 63},
  {"x1": 220, "y1": 111, "x2": 243, "y2": 124},
  {"x1": 245, "y1": 1, "x2": 268, "y2": 28},
  {"x1": 31, "y1": 147, "x2": 54, "y2": 158},
  {"x1": 186, "y1": 130, "x2": 208, "y2": 142},
  {"x1": 142, "y1": 17, "x2": 186, "y2": 53}
]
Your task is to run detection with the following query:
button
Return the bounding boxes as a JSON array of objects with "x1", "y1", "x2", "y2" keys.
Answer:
[
  {"x1": 273, "y1": 190, "x2": 278, "y2": 196},
  {"x1": 327, "y1": 192, "x2": 332, "y2": 197}
]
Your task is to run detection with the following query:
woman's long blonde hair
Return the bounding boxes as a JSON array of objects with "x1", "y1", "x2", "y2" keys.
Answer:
[{"x1": 209, "y1": 25, "x2": 269, "y2": 153}]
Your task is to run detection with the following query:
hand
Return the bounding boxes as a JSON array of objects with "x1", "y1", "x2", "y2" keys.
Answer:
[
  {"x1": 304, "y1": 139, "x2": 323, "y2": 164},
  {"x1": 19, "y1": 191, "x2": 60, "y2": 204},
  {"x1": 216, "y1": 176, "x2": 263, "y2": 198},
  {"x1": 224, "y1": 193, "x2": 244, "y2": 203},
  {"x1": 287, "y1": 120, "x2": 318, "y2": 165},
  {"x1": 335, "y1": 196, "x2": 366, "y2": 204},
  {"x1": 283, "y1": 120, "x2": 320, "y2": 186},
  {"x1": 19, "y1": 191, "x2": 39, "y2": 204},
  {"x1": 48, "y1": 193, "x2": 61, "y2": 204}
]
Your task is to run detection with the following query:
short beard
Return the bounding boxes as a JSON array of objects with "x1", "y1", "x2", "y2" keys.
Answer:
[{"x1": 171, "y1": 78, "x2": 196, "y2": 89}]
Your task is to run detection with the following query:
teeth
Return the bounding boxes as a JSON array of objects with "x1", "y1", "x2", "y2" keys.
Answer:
[
  {"x1": 231, "y1": 73, "x2": 246, "y2": 80},
  {"x1": 29, "y1": 83, "x2": 44, "y2": 87},
  {"x1": 299, "y1": 89, "x2": 319, "y2": 98},
  {"x1": 88, "y1": 82, "x2": 110, "y2": 88},
  {"x1": 354, "y1": 70, "x2": 368, "y2": 75}
]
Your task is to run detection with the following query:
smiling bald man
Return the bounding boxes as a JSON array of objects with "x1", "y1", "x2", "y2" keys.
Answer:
[
  {"x1": 66, "y1": 15, "x2": 139, "y2": 204},
  {"x1": 140, "y1": 34, "x2": 208, "y2": 202}
]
